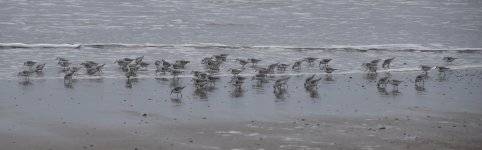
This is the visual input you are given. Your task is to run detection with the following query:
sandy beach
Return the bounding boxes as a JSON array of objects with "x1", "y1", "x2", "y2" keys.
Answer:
[{"x1": 1, "y1": 68, "x2": 481, "y2": 150}]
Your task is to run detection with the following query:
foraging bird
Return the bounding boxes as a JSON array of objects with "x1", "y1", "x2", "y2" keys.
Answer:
[
  {"x1": 304, "y1": 74, "x2": 316, "y2": 86},
  {"x1": 304, "y1": 57, "x2": 318, "y2": 65},
  {"x1": 24, "y1": 61, "x2": 37, "y2": 70},
  {"x1": 305, "y1": 77, "x2": 322, "y2": 89},
  {"x1": 370, "y1": 59, "x2": 381, "y2": 64},
  {"x1": 419, "y1": 65, "x2": 431, "y2": 75},
  {"x1": 235, "y1": 58, "x2": 249, "y2": 67},
  {"x1": 175, "y1": 60, "x2": 190, "y2": 69},
  {"x1": 273, "y1": 76, "x2": 291, "y2": 91},
  {"x1": 388, "y1": 79, "x2": 402, "y2": 90},
  {"x1": 17, "y1": 71, "x2": 33, "y2": 82},
  {"x1": 33, "y1": 63, "x2": 46, "y2": 72},
  {"x1": 277, "y1": 64, "x2": 290, "y2": 71},
  {"x1": 442, "y1": 57, "x2": 457, "y2": 64},
  {"x1": 228, "y1": 68, "x2": 245, "y2": 76},
  {"x1": 247, "y1": 58, "x2": 262, "y2": 67},
  {"x1": 171, "y1": 86, "x2": 186, "y2": 98},
  {"x1": 434, "y1": 66, "x2": 450, "y2": 76},
  {"x1": 321, "y1": 66, "x2": 337, "y2": 75},
  {"x1": 362, "y1": 63, "x2": 378, "y2": 73},
  {"x1": 170, "y1": 70, "x2": 183, "y2": 80},
  {"x1": 415, "y1": 74, "x2": 425, "y2": 86},
  {"x1": 64, "y1": 72, "x2": 74, "y2": 84},
  {"x1": 292, "y1": 60, "x2": 304, "y2": 70},
  {"x1": 319, "y1": 59, "x2": 332, "y2": 67},
  {"x1": 377, "y1": 77, "x2": 389, "y2": 88},
  {"x1": 382, "y1": 57, "x2": 395, "y2": 68},
  {"x1": 125, "y1": 71, "x2": 136, "y2": 83},
  {"x1": 135, "y1": 56, "x2": 144, "y2": 64},
  {"x1": 267, "y1": 62, "x2": 280, "y2": 73}
]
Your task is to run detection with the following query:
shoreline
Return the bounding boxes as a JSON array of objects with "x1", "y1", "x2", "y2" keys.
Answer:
[{"x1": 1, "y1": 68, "x2": 482, "y2": 149}]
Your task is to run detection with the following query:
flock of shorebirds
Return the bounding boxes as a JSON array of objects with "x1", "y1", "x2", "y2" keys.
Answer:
[{"x1": 17, "y1": 55, "x2": 457, "y2": 98}]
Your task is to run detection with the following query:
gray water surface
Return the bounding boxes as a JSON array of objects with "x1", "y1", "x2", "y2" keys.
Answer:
[{"x1": 1, "y1": 0, "x2": 482, "y2": 48}]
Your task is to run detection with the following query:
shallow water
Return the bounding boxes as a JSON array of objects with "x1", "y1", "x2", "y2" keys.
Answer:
[{"x1": 1, "y1": 46, "x2": 482, "y2": 80}]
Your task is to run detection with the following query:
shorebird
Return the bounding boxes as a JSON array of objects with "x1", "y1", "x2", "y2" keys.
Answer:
[
  {"x1": 170, "y1": 70, "x2": 183, "y2": 80},
  {"x1": 382, "y1": 57, "x2": 395, "y2": 68},
  {"x1": 321, "y1": 66, "x2": 337, "y2": 76},
  {"x1": 125, "y1": 71, "x2": 136, "y2": 83},
  {"x1": 228, "y1": 68, "x2": 245, "y2": 76},
  {"x1": 370, "y1": 59, "x2": 381, "y2": 64},
  {"x1": 212, "y1": 54, "x2": 228, "y2": 62},
  {"x1": 135, "y1": 56, "x2": 144, "y2": 64},
  {"x1": 277, "y1": 64, "x2": 290, "y2": 71},
  {"x1": 434, "y1": 66, "x2": 450, "y2": 76},
  {"x1": 175, "y1": 60, "x2": 190, "y2": 69},
  {"x1": 235, "y1": 58, "x2": 249, "y2": 67},
  {"x1": 80, "y1": 61, "x2": 98, "y2": 68},
  {"x1": 207, "y1": 75, "x2": 220, "y2": 86},
  {"x1": 138, "y1": 62, "x2": 149, "y2": 70},
  {"x1": 247, "y1": 58, "x2": 262, "y2": 67},
  {"x1": 33, "y1": 63, "x2": 46, "y2": 72},
  {"x1": 17, "y1": 71, "x2": 33, "y2": 82},
  {"x1": 86, "y1": 64, "x2": 105, "y2": 76},
  {"x1": 171, "y1": 86, "x2": 186, "y2": 98},
  {"x1": 415, "y1": 74, "x2": 425, "y2": 86},
  {"x1": 64, "y1": 72, "x2": 74, "y2": 84},
  {"x1": 24, "y1": 61, "x2": 37, "y2": 70},
  {"x1": 304, "y1": 57, "x2": 318, "y2": 65},
  {"x1": 231, "y1": 80, "x2": 244, "y2": 91},
  {"x1": 252, "y1": 73, "x2": 268, "y2": 86},
  {"x1": 161, "y1": 59, "x2": 171, "y2": 68},
  {"x1": 56, "y1": 57, "x2": 69, "y2": 62},
  {"x1": 388, "y1": 79, "x2": 402, "y2": 90},
  {"x1": 155, "y1": 66, "x2": 171, "y2": 76},
  {"x1": 58, "y1": 60, "x2": 71, "y2": 70},
  {"x1": 319, "y1": 58, "x2": 332, "y2": 67},
  {"x1": 267, "y1": 62, "x2": 280, "y2": 73},
  {"x1": 304, "y1": 74, "x2": 316, "y2": 87},
  {"x1": 154, "y1": 60, "x2": 162, "y2": 68},
  {"x1": 442, "y1": 57, "x2": 457, "y2": 64},
  {"x1": 377, "y1": 76, "x2": 389, "y2": 88},
  {"x1": 305, "y1": 77, "x2": 322, "y2": 89},
  {"x1": 292, "y1": 60, "x2": 304, "y2": 70},
  {"x1": 419, "y1": 65, "x2": 431, "y2": 75},
  {"x1": 273, "y1": 76, "x2": 291, "y2": 91},
  {"x1": 362, "y1": 63, "x2": 378, "y2": 73}
]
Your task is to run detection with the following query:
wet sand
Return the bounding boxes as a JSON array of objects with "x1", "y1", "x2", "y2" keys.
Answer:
[{"x1": 1, "y1": 69, "x2": 482, "y2": 150}]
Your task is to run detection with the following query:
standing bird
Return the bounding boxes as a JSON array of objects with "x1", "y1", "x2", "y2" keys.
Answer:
[
  {"x1": 415, "y1": 74, "x2": 425, "y2": 86},
  {"x1": 235, "y1": 58, "x2": 249, "y2": 67},
  {"x1": 247, "y1": 58, "x2": 262, "y2": 67},
  {"x1": 277, "y1": 63, "x2": 290, "y2": 71},
  {"x1": 227, "y1": 68, "x2": 245, "y2": 77},
  {"x1": 171, "y1": 86, "x2": 186, "y2": 98},
  {"x1": 321, "y1": 66, "x2": 337, "y2": 76},
  {"x1": 33, "y1": 63, "x2": 46, "y2": 72},
  {"x1": 388, "y1": 79, "x2": 402, "y2": 91},
  {"x1": 64, "y1": 72, "x2": 74, "y2": 84},
  {"x1": 304, "y1": 74, "x2": 316, "y2": 87},
  {"x1": 442, "y1": 57, "x2": 457, "y2": 64},
  {"x1": 24, "y1": 61, "x2": 37, "y2": 70},
  {"x1": 304, "y1": 57, "x2": 318, "y2": 65},
  {"x1": 382, "y1": 57, "x2": 395, "y2": 68},
  {"x1": 377, "y1": 77, "x2": 389, "y2": 88},
  {"x1": 17, "y1": 71, "x2": 33, "y2": 82},
  {"x1": 125, "y1": 71, "x2": 136, "y2": 83},
  {"x1": 292, "y1": 60, "x2": 304, "y2": 70},
  {"x1": 319, "y1": 58, "x2": 332, "y2": 67},
  {"x1": 305, "y1": 77, "x2": 322, "y2": 89},
  {"x1": 419, "y1": 65, "x2": 431, "y2": 76},
  {"x1": 434, "y1": 66, "x2": 450, "y2": 77}
]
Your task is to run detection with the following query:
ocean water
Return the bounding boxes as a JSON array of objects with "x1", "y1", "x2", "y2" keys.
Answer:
[{"x1": 1, "y1": 0, "x2": 482, "y2": 79}]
